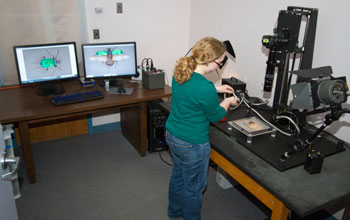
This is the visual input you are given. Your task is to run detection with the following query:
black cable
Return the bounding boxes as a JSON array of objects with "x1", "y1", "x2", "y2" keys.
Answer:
[
  {"x1": 184, "y1": 47, "x2": 193, "y2": 56},
  {"x1": 148, "y1": 58, "x2": 153, "y2": 70},
  {"x1": 215, "y1": 69, "x2": 221, "y2": 78},
  {"x1": 159, "y1": 150, "x2": 173, "y2": 166},
  {"x1": 141, "y1": 58, "x2": 153, "y2": 70},
  {"x1": 141, "y1": 58, "x2": 147, "y2": 68}
]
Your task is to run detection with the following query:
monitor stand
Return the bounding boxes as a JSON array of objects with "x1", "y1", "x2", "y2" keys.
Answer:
[
  {"x1": 36, "y1": 82, "x2": 65, "y2": 96},
  {"x1": 99, "y1": 79, "x2": 126, "y2": 94}
]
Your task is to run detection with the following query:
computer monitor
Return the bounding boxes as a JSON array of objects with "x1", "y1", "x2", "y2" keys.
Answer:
[
  {"x1": 14, "y1": 42, "x2": 79, "y2": 96},
  {"x1": 81, "y1": 42, "x2": 137, "y2": 88}
]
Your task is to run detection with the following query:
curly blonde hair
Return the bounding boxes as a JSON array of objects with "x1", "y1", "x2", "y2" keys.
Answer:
[{"x1": 174, "y1": 37, "x2": 225, "y2": 84}]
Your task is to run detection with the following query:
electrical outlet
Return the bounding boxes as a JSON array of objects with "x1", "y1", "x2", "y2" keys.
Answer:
[
  {"x1": 93, "y1": 29, "x2": 100, "y2": 39},
  {"x1": 117, "y1": 2, "x2": 123, "y2": 13},
  {"x1": 95, "y1": 7, "x2": 103, "y2": 13}
]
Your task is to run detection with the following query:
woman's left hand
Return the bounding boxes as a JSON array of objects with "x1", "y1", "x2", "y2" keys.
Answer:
[{"x1": 215, "y1": 84, "x2": 234, "y2": 94}]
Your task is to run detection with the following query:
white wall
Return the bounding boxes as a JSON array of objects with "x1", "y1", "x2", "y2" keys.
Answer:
[
  {"x1": 84, "y1": 0, "x2": 191, "y2": 85},
  {"x1": 189, "y1": 0, "x2": 350, "y2": 141},
  {"x1": 0, "y1": 1, "x2": 87, "y2": 85},
  {"x1": 84, "y1": 0, "x2": 350, "y2": 141},
  {"x1": 84, "y1": 0, "x2": 191, "y2": 125}
]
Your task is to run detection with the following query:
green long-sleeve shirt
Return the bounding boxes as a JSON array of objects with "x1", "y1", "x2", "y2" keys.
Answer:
[{"x1": 166, "y1": 72, "x2": 226, "y2": 144}]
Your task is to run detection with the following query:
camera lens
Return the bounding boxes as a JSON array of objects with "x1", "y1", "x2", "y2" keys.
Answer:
[{"x1": 263, "y1": 73, "x2": 274, "y2": 92}]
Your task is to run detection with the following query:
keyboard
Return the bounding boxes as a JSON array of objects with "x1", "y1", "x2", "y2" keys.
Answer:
[{"x1": 51, "y1": 90, "x2": 104, "y2": 106}]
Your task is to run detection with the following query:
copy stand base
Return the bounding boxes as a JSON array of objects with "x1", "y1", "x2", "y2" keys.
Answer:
[{"x1": 212, "y1": 107, "x2": 346, "y2": 172}]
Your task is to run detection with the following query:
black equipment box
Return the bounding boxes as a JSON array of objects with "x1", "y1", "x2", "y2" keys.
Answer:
[
  {"x1": 222, "y1": 77, "x2": 246, "y2": 92},
  {"x1": 147, "y1": 100, "x2": 168, "y2": 153},
  {"x1": 304, "y1": 150, "x2": 324, "y2": 174},
  {"x1": 142, "y1": 69, "x2": 165, "y2": 90}
]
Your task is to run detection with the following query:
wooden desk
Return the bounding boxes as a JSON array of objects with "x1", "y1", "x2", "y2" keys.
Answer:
[
  {"x1": 159, "y1": 101, "x2": 350, "y2": 220},
  {"x1": 0, "y1": 80, "x2": 172, "y2": 183}
]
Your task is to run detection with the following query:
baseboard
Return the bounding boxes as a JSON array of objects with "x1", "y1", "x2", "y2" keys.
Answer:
[{"x1": 88, "y1": 121, "x2": 121, "y2": 134}]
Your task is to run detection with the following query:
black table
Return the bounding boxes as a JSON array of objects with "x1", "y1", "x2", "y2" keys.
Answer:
[{"x1": 160, "y1": 101, "x2": 350, "y2": 220}]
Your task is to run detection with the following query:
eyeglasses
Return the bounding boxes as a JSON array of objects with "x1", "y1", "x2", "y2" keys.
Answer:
[{"x1": 213, "y1": 55, "x2": 228, "y2": 69}]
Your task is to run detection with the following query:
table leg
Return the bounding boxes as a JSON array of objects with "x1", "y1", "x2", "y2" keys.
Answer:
[
  {"x1": 18, "y1": 121, "x2": 36, "y2": 184},
  {"x1": 210, "y1": 149, "x2": 289, "y2": 220},
  {"x1": 345, "y1": 206, "x2": 350, "y2": 220},
  {"x1": 271, "y1": 200, "x2": 289, "y2": 220},
  {"x1": 121, "y1": 103, "x2": 148, "y2": 156}
]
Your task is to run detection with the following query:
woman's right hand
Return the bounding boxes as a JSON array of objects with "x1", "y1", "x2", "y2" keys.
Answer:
[
  {"x1": 225, "y1": 96, "x2": 240, "y2": 106},
  {"x1": 220, "y1": 96, "x2": 240, "y2": 111},
  {"x1": 227, "y1": 96, "x2": 240, "y2": 106}
]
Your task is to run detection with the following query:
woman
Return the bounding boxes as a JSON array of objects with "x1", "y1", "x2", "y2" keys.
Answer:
[{"x1": 165, "y1": 37, "x2": 239, "y2": 220}]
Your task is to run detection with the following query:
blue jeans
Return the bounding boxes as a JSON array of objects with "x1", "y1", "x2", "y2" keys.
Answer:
[{"x1": 166, "y1": 131, "x2": 211, "y2": 220}]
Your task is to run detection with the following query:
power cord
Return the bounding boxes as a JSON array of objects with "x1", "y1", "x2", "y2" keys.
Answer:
[{"x1": 159, "y1": 149, "x2": 173, "y2": 166}]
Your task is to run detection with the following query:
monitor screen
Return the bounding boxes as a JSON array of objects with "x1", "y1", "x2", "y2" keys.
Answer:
[
  {"x1": 82, "y1": 42, "x2": 137, "y2": 80},
  {"x1": 14, "y1": 42, "x2": 79, "y2": 84},
  {"x1": 13, "y1": 42, "x2": 79, "y2": 96}
]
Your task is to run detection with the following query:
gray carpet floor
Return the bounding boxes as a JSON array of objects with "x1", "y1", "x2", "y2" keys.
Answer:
[{"x1": 14, "y1": 129, "x2": 271, "y2": 220}]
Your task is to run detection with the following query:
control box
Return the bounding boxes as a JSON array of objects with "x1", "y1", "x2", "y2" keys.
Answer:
[
  {"x1": 222, "y1": 77, "x2": 246, "y2": 93},
  {"x1": 142, "y1": 69, "x2": 165, "y2": 90},
  {"x1": 304, "y1": 150, "x2": 324, "y2": 174}
]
